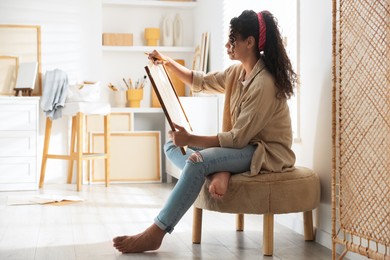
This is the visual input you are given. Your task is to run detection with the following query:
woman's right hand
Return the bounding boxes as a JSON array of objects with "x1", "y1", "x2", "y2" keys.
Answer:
[
  {"x1": 147, "y1": 49, "x2": 193, "y2": 86},
  {"x1": 147, "y1": 50, "x2": 168, "y2": 65}
]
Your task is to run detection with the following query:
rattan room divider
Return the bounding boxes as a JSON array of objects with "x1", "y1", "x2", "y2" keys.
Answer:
[{"x1": 332, "y1": 0, "x2": 389, "y2": 259}]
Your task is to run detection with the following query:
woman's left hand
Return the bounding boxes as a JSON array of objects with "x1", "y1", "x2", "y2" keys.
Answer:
[{"x1": 168, "y1": 123, "x2": 191, "y2": 147}]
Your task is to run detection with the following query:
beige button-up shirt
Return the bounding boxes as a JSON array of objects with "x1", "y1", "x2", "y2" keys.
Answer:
[{"x1": 192, "y1": 59, "x2": 295, "y2": 176}]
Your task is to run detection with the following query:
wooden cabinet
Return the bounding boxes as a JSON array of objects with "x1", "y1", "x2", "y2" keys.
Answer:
[{"x1": 0, "y1": 97, "x2": 39, "y2": 191}]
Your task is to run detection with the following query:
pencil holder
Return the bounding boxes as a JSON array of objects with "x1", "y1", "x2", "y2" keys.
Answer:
[{"x1": 127, "y1": 88, "x2": 144, "y2": 107}]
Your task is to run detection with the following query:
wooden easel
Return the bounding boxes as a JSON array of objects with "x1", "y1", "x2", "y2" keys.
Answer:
[{"x1": 14, "y1": 88, "x2": 33, "y2": 96}]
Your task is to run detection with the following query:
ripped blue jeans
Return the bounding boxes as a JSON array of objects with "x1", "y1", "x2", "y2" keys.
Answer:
[{"x1": 154, "y1": 140, "x2": 256, "y2": 233}]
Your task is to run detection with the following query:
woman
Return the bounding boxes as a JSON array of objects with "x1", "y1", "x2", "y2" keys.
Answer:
[{"x1": 113, "y1": 10, "x2": 296, "y2": 253}]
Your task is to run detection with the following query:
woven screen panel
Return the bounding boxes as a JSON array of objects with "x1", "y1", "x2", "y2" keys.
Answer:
[{"x1": 333, "y1": 0, "x2": 389, "y2": 259}]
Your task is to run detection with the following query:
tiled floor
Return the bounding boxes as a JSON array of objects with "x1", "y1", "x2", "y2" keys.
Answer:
[{"x1": 0, "y1": 183, "x2": 332, "y2": 259}]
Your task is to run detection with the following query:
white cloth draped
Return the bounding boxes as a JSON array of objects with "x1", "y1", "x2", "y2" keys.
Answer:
[{"x1": 40, "y1": 69, "x2": 69, "y2": 120}]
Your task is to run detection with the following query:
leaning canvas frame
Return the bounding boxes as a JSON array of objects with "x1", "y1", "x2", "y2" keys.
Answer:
[
  {"x1": 0, "y1": 24, "x2": 42, "y2": 96},
  {"x1": 145, "y1": 62, "x2": 192, "y2": 155},
  {"x1": 91, "y1": 131, "x2": 161, "y2": 183},
  {"x1": 192, "y1": 32, "x2": 209, "y2": 73},
  {"x1": 200, "y1": 32, "x2": 210, "y2": 73},
  {"x1": 0, "y1": 55, "x2": 19, "y2": 95}
]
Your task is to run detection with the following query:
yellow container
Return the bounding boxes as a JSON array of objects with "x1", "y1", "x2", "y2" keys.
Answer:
[
  {"x1": 127, "y1": 88, "x2": 144, "y2": 107},
  {"x1": 144, "y1": 28, "x2": 160, "y2": 46}
]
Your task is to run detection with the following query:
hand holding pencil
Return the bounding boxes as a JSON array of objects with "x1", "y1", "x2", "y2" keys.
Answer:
[{"x1": 145, "y1": 50, "x2": 168, "y2": 65}]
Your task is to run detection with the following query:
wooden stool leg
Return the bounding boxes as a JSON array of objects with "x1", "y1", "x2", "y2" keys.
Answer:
[
  {"x1": 236, "y1": 213, "x2": 244, "y2": 231},
  {"x1": 39, "y1": 118, "x2": 53, "y2": 188},
  {"x1": 263, "y1": 213, "x2": 274, "y2": 256},
  {"x1": 67, "y1": 116, "x2": 77, "y2": 184},
  {"x1": 192, "y1": 207, "x2": 202, "y2": 244},
  {"x1": 104, "y1": 114, "x2": 110, "y2": 187},
  {"x1": 76, "y1": 112, "x2": 84, "y2": 191},
  {"x1": 303, "y1": 210, "x2": 315, "y2": 241}
]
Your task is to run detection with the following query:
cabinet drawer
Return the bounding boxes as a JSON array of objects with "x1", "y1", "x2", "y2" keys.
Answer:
[
  {"x1": 0, "y1": 132, "x2": 37, "y2": 156},
  {"x1": 0, "y1": 104, "x2": 38, "y2": 130},
  {"x1": 0, "y1": 157, "x2": 37, "y2": 184}
]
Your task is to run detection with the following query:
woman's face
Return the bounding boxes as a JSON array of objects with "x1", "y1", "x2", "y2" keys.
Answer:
[
  {"x1": 225, "y1": 30, "x2": 237, "y2": 59},
  {"x1": 225, "y1": 32, "x2": 251, "y2": 61},
  {"x1": 225, "y1": 39, "x2": 235, "y2": 59}
]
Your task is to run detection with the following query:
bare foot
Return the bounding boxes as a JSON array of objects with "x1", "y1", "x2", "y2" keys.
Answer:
[
  {"x1": 113, "y1": 224, "x2": 166, "y2": 253},
  {"x1": 208, "y1": 171, "x2": 231, "y2": 199}
]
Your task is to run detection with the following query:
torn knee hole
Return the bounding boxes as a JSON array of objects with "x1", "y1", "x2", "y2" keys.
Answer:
[{"x1": 189, "y1": 152, "x2": 203, "y2": 163}]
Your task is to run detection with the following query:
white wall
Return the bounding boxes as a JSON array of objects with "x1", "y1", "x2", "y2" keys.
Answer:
[{"x1": 292, "y1": 0, "x2": 334, "y2": 250}]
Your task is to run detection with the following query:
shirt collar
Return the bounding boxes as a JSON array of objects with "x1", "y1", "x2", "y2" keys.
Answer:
[{"x1": 238, "y1": 59, "x2": 266, "y2": 87}]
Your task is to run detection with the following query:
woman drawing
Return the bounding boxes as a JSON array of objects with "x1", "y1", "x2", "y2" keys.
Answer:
[{"x1": 113, "y1": 9, "x2": 297, "y2": 253}]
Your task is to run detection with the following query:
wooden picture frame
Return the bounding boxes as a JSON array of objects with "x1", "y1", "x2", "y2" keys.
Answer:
[
  {"x1": 91, "y1": 131, "x2": 161, "y2": 183},
  {"x1": 200, "y1": 32, "x2": 210, "y2": 73},
  {"x1": 0, "y1": 25, "x2": 42, "y2": 96},
  {"x1": 0, "y1": 55, "x2": 19, "y2": 95},
  {"x1": 192, "y1": 45, "x2": 201, "y2": 71},
  {"x1": 145, "y1": 62, "x2": 192, "y2": 155},
  {"x1": 192, "y1": 32, "x2": 209, "y2": 73}
]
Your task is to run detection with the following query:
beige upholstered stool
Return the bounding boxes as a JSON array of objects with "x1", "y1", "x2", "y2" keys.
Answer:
[
  {"x1": 39, "y1": 102, "x2": 111, "y2": 191},
  {"x1": 192, "y1": 166, "x2": 321, "y2": 256}
]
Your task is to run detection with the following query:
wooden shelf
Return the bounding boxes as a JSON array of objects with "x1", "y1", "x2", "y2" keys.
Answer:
[
  {"x1": 102, "y1": 45, "x2": 195, "y2": 53},
  {"x1": 102, "y1": 0, "x2": 196, "y2": 8}
]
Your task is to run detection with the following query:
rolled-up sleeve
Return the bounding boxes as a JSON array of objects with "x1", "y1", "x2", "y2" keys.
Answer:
[
  {"x1": 217, "y1": 131, "x2": 234, "y2": 147},
  {"x1": 192, "y1": 70, "x2": 206, "y2": 93},
  {"x1": 191, "y1": 69, "x2": 228, "y2": 94}
]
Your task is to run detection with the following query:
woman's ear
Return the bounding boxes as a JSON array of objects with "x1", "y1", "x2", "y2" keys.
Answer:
[{"x1": 247, "y1": 36, "x2": 256, "y2": 49}]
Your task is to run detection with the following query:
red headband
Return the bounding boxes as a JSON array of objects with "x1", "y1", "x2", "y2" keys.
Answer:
[{"x1": 257, "y1": 12, "x2": 267, "y2": 51}]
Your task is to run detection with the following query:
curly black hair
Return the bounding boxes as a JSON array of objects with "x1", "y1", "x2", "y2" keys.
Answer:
[{"x1": 230, "y1": 10, "x2": 297, "y2": 99}]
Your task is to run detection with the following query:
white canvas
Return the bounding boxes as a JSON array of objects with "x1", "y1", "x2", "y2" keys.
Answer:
[
  {"x1": 15, "y1": 61, "x2": 38, "y2": 89},
  {"x1": 145, "y1": 62, "x2": 192, "y2": 133}
]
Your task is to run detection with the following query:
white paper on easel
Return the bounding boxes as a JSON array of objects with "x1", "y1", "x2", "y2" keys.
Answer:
[{"x1": 15, "y1": 61, "x2": 38, "y2": 89}]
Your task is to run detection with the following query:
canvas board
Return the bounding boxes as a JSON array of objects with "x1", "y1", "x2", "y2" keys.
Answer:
[
  {"x1": 145, "y1": 62, "x2": 192, "y2": 154},
  {"x1": 0, "y1": 56, "x2": 18, "y2": 95},
  {"x1": 91, "y1": 131, "x2": 161, "y2": 183},
  {"x1": 200, "y1": 32, "x2": 209, "y2": 72},
  {"x1": 15, "y1": 62, "x2": 38, "y2": 89}
]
